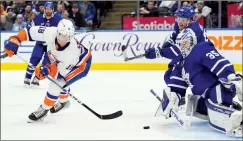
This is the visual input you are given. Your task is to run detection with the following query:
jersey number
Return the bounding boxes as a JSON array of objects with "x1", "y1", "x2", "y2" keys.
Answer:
[
  {"x1": 206, "y1": 50, "x2": 220, "y2": 59},
  {"x1": 38, "y1": 26, "x2": 46, "y2": 33}
]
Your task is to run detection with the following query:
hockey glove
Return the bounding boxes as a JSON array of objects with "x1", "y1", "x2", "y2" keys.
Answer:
[
  {"x1": 145, "y1": 47, "x2": 162, "y2": 59},
  {"x1": 162, "y1": 41, "x2": 174, "y2": 49},
  {"x1": 219, "y1": 74, "x2": 243, "y2": 102},
  {"x1": 35, "y1": 64, "x2": 58, "y2": 80},
  {"x1": 161, "y1": 87, "x2": 181, "y2": 119},
  {"x1": 4, "y1": 36, "x2": 21, "y2": 57}
]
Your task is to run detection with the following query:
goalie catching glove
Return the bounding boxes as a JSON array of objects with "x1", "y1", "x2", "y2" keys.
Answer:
[
  {"x1": 35, "y1": 64, "x2": 58, "y2": 80},
  {"x1": 219, "y1": 74, "x2": 243, "y2": 102}
]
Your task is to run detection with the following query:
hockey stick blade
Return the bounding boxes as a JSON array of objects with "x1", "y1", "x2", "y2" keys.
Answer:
[
  {"x1": 80, "y1": 102, "x2": 123, "y2": 120},
  {"x1": 0, "y1": 53, "x2": 8, "y2": 59},
  {"x1": 101, "y1": 110, "x2": 123, "y2": 120}
]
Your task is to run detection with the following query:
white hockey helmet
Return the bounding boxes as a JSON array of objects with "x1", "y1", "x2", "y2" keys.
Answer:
[{"x1": 57, "y1": 19, "x2": 75, "y2": 43}]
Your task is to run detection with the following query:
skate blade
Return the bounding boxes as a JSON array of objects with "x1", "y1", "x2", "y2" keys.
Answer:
[
  {"x1": 27, "y1": 115, "x2": 47, "y2": 123},
  {"x1": 27, "y1": 118, "x2": 44, "y2": 123},
  {"x1": 24, "y1": 84, "x2": 31, "y2": 88},
  {"x1": 30, "y1": 84, "x2": 39, "y2": 88}
]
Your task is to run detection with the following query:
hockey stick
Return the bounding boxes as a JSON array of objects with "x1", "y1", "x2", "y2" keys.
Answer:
[
  {"x1": 121, "y1": 45, "x2": 146, "y2": 62},
  {"x1": 150, "y1": 89, "x2": 190, "y2": 129},
  {"x1": 15, "y1": 54, "x2": 123, "y2": 120},
  {"x1": 0, "y1": 53, "x2": 8, "y2": 59}
]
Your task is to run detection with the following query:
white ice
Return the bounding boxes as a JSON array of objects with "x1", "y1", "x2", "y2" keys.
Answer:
[{"x1": 1, "y1": 70, "x2": 242, "y2": 140}]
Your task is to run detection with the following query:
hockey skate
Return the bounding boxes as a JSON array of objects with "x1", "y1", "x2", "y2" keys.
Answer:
[
  {"x1": 28, "y1": 105, "x2": 48, "y2": 123},
  {"x1": 31, "y1": 76, "x2": 40, "y2": 87},
  {"x1": 24, "y1": 78, "x2": 31, "y2": 87},
  {"x1": 50, "y1": 100, "x2": 70, "y2": 113}
]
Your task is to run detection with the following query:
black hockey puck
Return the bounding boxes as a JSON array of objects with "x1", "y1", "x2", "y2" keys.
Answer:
[{"x1": 143, "y1": 126, "x2": 150, "y2": 129}]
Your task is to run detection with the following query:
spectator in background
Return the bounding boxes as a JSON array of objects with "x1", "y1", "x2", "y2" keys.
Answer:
[
  {"x1": 27, "y1": 1, "x2": 40, "y2": 13},
  {"x1": 23, "y1": 4, "x2": 32, "y2": 22},
  {"x1": 69, "y1": 3, "x2": 86, "y2": 29},
  {"x1": 63, "y1": 10, "x2": 75, "y2": 25},
  {"x1": 194, "y1": 1, "x2": 212, "y2": 28},
  {"x1": 78, "y1": 0, "x2": 96, "y2": 26},
  {"x1": 63, "y1": 1, "x2": 72, "y2": 13},
  {"x1": 140, "y1": 0, "x2": 159, "y2": 17},
  {"x1": 0, "y1": 4, "x2": 8, "y2": 16},
  {"x1": 12, "y1": 14, "x2": 27, "y2": 31},
  {"x1": 5, "y1": 7, "x2": 16, "y2": 30},
  {"x1": 159, "y1": 1, "x2": 176, "y2": 15},
  {"x1": 0, "y1": 15, "x2": 7, "y2": 30},
  {"x1": 26, "y1": 11, "x2": 37, "y2": 27},
  {"x1": 182, "y1": 1, "x2": 189, "y2": 7},
  {"x1": 54, "y1": 3, "x2": 64, "y2": 18},
  {"x1": 38, "y1": 3, "x2": 45, "y2": 15},
  {"x1": 189, "y1": 0, "x2": 196, "y2": 9},
  {"x1": 12, "y1": 0, "x2": 26, "y2": 14}
]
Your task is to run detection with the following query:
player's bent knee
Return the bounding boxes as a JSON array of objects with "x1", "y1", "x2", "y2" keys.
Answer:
[
  {"x1": 205, "y1": 99, "x2": 242, "y2": 136},
  {"x1": 48, "y1": 78, "x2": 66, "y2": 96}
]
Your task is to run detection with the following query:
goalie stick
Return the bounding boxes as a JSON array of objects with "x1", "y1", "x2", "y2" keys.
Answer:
[
  {"x1": 15, "y1": 54, "x2": 123, "y2": 120},
  {"x1": 121, "y1": 34, "x2": 175, "y2": 62},
  {"x1": 150, "y1": 89, "x2": 190, "y2": 129}
]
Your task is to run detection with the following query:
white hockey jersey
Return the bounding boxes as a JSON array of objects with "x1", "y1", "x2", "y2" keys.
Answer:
[{"x1": 24, "y1": 26, "x2": 91, "y2": 77}]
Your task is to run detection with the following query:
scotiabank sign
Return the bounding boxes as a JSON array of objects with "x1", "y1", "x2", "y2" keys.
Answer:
[
  {"x1": 122, "y1": 16, "x2": 176, "y2": 30},
  {"x1": 122, "y1": 16, "x2": 205, "y2": 30}
]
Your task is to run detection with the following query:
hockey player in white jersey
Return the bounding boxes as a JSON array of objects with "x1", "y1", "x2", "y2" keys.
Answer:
[{"x1": 4, "y1": 19, "x2": 92, "y2": 122}]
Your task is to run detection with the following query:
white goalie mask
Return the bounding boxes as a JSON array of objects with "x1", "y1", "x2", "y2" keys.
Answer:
[
  {"x1": 57, "y1": 19, "x2": 75, "y2": 43},
  {"x1": 176, "y1": 29, "x2": 197, "y2": 58}
]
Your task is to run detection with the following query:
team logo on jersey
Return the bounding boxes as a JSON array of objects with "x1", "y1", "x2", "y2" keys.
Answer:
[
  {"x1": 182, "y1": 68, "x2": 194, "y2": 88},
  {"x1": 47, "y1": 50, "x2": 59, "y2": 64}
]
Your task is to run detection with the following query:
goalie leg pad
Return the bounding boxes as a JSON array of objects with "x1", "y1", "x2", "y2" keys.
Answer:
[
  {"x1": 186, "y1": 94, "x2": 209, "y2": 120},
  {"x1": 161, "y1": 87, "x2": 181, "y2": 119},
  {"x1": 205, "y1": 99, "x2": 242, "y2": 137}
]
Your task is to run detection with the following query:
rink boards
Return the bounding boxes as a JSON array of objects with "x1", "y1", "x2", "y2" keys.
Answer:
[{"x1": 1, "y1": 30, "x2": 242, "y2": 71}]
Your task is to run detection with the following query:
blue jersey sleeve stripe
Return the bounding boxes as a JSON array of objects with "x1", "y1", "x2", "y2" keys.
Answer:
[
  {"x1": 168, "y1": 84, "x2": 187, "y2": 90},
  {"x1": 210, "y1": 58, "x2": 228, "y2": 72},
  {"x1": 216, "y1": 63, "x2": 233, "y2": 76},
  {"x1": 170, "y1": 46, "x2": 179, "y2": 56},
  {"x1": 170, "y1": 76, "x2": 185, "y2": 81}
]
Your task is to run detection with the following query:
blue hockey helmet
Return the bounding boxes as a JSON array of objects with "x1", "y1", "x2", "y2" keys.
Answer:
[
  {"x1": 43, "y1": 2, "x2": 54, "y2": 18},
  {"x1": 176, "y1": 6, "x2": 195, "y2": 19},
  {"x1": 44, "y1": 2, "x2": 54, "y2": 9}
]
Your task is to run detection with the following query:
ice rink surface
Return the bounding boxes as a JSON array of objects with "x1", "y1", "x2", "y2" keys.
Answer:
[{"x1": 1, "y1": 70, "x2": 242, "y2": 140}]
